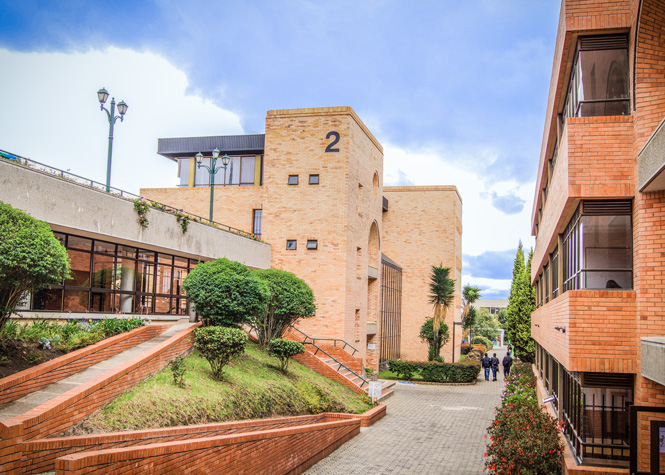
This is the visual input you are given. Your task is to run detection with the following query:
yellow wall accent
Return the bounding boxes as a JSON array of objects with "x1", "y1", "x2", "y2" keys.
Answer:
[
  {"x1": 254, "y1": 155, "x2": 262, "y2": 186},
  {"x1": 188, "y1": 158, "x2": 195, "y2": 188}
]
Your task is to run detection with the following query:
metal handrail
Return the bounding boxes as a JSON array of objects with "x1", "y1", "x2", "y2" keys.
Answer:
[
  {"x1": 0, "y1": 149, "x2": 261, "y2": 242},
  {"x1": 302, "y1": 342, "x2": 368, "y2": 389},
  {"x1": 289, "y1": 325, "x2": 359, "y2": 356}
]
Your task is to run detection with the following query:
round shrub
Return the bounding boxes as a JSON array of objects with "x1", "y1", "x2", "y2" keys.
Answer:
[
  {"x1": 268, "y1": 338, "x2": 306, "y2": 372},
  {"x1": 193, "y1": 326, "x2": 248, "y2": 380},
  {"x1": 183, "y1": 258, "x2": 268, "y2": 327},
  {"x1": 472, "y1": 335, "x2": 493, "y2": 351},
  {"x1": 460, "y1": 343, "x2": 471, "y2": 355}
]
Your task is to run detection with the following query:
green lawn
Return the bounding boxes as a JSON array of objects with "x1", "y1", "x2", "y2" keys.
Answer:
[
  {"x1": 378, "y1": 369, "x2": 424, "y2": 381},
  {"x1": 83, "y1": 342, "x2": 372, "y2": 432}
]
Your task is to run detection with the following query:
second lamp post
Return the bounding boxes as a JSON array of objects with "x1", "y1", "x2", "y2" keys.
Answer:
[
  {"x1": 97, "y1": 87, "x2": 128, "y2": 192},
  {"x1": 195, "y1": 148, "x2": 230, "y2": 221}
]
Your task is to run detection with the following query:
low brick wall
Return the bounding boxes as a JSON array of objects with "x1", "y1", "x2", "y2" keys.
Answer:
[
  {"x1": 0, "y1": 325, "x2": 168, "y2": 406},
  {"x1": 0, "y1": 324, "x2": 198, "y2": 474},
  {"x1": 294, "y1": 352, "x2": 366, "y2": 394},
  {"x1": 55, "y1": 419, "x2": 360, "y2": 475},
  {"x1": 325, "y1": 404, "x2": 386, "y2": 427}
]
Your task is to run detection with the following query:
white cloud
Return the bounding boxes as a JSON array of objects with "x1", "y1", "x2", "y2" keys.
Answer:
[
  {"x1": 0, "y1": 47, "x2": 243, "y2": 193},
  {"x1": 382, "y1": 143, "x2": 535, "y2": 296}
]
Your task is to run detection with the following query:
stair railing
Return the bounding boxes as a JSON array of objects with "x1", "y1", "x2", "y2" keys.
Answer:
[
  {"x1": 289, "y1": 326, "x2": 367, "y2": 389},
  {"x1": 289, "y1": 326, "x2": 360, "y2": 356}
]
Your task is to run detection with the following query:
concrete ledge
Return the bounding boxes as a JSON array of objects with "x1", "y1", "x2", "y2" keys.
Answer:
[{"x1": 641, "y1": 337, "x2": 665, "y2": 387}]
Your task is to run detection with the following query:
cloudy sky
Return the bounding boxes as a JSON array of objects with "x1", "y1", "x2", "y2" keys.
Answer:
[{"x1": 0, "y1": 0, "x2": 560, "y2": 298}]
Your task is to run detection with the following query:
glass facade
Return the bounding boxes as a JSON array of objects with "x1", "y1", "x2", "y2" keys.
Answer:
[{"x1": 28, "y1": 232, "x2": 198, "y2": 315}]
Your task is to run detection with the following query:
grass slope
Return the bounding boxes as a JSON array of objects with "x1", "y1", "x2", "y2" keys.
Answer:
[{"x1": 75, "y1": 342, "x2": 372, "y2": 433}]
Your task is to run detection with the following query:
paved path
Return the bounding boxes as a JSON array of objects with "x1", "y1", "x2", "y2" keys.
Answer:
[
  {"x1": 0, "y1": 320, "x2": 194, "y2": 421},
  {"x1": 307, "y1": 346, "x2": 509, "y2": 475}
]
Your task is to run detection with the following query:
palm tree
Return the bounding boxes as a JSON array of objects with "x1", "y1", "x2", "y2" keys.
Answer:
[
  {"x1": 461, "y1": 284, "x2": 481, "y2": 330},
  {"x1": 429, "y1": 265, "x2": 455, "y2": 335}
]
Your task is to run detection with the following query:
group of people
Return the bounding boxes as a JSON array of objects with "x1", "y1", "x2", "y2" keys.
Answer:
[{"x1": 481, "y1": 350, "x2": 513, "y2": 381}]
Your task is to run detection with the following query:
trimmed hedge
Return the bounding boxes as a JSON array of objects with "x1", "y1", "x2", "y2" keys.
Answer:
[
  {"x1": 472, "y1": 335, "x2": 493, "y2": 351},
  {"x1": 388, "y1": 359, "x2": 480, "y2": 383}
]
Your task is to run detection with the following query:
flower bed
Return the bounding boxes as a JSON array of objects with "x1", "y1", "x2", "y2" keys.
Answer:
[{"x1": 484, "y1": 362, "x2": 564, "y2": 475}]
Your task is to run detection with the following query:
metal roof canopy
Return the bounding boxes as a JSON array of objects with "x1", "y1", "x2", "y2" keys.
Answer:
[{"x1": 157, "y1": 134, "x2": 265, "y2": 161}]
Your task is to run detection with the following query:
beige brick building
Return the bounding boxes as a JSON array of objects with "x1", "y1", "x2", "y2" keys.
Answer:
[{"x1": 141, "y1": 107, "x2": 462, "y2": 369}]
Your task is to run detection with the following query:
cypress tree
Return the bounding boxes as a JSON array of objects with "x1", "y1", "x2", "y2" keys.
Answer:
[{"x1": 505, "y1": 243, "x2": 536, "y2": 363}]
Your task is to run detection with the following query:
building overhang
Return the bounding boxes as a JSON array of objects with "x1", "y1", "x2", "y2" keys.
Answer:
[
  {"x1": 641, "y1": 337, "x2": 665, "y2": 387},
  {"x1": 638, "y1": 116, "x2": 665, "y2": 192},
  {"x1": 157, "y1": 134, "x2": 265, "y2": 161}
]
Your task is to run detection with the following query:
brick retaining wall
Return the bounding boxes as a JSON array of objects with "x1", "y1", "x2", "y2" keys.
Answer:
[
  {"x1": 0, "y1": 324, "x2": 198, "y2": 474},
  {"x1": 0, "y1": 325, "x2": 168, "y2": 406}
]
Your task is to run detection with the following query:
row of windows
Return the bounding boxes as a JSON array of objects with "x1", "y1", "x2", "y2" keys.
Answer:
[
  {"x1": 288, "y1": 174, "x2": 319, "y2": 185},
  {"x1": 20, "y1": 233, "x2": 201, "y2": 315},
  {"x1": 179, "y1": 156, "x2": 261, "y2": 187},
  {"x1": 536, "y1": 201, "x2": 632, "y2": 307},
  {"x1": 286, "y1": 239, "x2": 317, "y2": 250}
]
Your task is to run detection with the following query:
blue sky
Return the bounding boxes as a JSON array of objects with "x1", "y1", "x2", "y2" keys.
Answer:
[{"x1": 0, "y1": 0, "x2": 560, "y2": 298}]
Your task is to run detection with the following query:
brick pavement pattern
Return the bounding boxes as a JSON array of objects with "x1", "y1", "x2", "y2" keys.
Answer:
[{"x1": 307, "y1": 347, "x2": 507, "y2": 475}]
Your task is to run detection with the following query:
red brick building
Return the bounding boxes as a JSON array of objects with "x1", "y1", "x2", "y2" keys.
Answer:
[{"x1": 531, "y1": 1, "x2": 665, "y2": 472}]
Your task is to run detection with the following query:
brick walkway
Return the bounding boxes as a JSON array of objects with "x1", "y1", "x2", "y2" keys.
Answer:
[{"x1": 306, "y1": 347, "x2": 508, "y2": 475}]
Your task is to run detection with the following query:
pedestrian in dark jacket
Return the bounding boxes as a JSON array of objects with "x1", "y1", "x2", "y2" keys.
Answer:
[
  {"x1": 502, "y1": 352, "x2": 513, "y2": 378},
  {"x1": 490, "y1": 353, "x2": 500, "y2": 381},
  {"x1": 481, "y1": 353, "x2": 491, "y2": 381}
]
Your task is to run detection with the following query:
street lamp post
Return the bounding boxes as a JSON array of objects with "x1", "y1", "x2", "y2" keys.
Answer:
[
  {"x1": 97, "y1": 87, "x2": 128, "y2": 192},
  {"x1": 452, "y1": 320, "x2": 464, "y2": 363},
  {"x1": 195, "y1": 148, "x2": 230, "y2": 221}
]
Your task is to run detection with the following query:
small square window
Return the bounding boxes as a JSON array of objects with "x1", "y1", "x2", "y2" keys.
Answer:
[
  {"x1": 288, "y1": 175, "x2": 299, "y2": 185},
  {"x1": 286, "y1": 240, "x2": 297, "y2": 250},
  {"x1": 309, "y1": 174, "x2": 319, "y2": 185},
  {"x1": 307, "y1": 240, "x2": 318, "y2": 250}
]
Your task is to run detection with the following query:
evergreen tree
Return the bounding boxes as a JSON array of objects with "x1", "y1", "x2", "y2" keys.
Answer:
[{"x1": 505, "y1": 243, "x2": 536, "y2": 363}]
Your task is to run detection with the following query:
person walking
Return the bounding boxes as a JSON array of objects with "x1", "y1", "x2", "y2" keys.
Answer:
[
  {"x1": 490, "y1": 353, "x2": 500, "y2": 381},
  {"x1": 502, "y1": 352, "x2": 513, "y2": 379},
  {"x1": 481, "y1": 353, "x2": 491, "y2": 381}
]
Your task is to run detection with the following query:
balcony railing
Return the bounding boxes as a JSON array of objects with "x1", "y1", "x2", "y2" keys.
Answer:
[{"x1": 0, "y1": 149, "x2": 260, "y2": 241}]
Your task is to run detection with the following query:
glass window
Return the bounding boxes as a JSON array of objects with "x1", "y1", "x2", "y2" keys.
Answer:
[
  {"x1": 53, "y1": 232, "x2": 66, "y2": 247},
  {"x1": 288, "y1": 175, "x2": 299, "y2": 185},
  {"x1": 286, "y1": 240, "x2": 297, "y2": 250},
  {"x1": 33, "y1": 288, "x2": 63, "y2": 311},
  {"x1": 551, "y1": 247, "x2": 559, "y2": 299},
  {"x1": 68, "y1": 236, "x2": 92, "y2": 251},
  {"x1": 118, "y1": 246, "x2": 137, "y2": 258},
  {"x1": 64, "y1": 290, "x2": 89, "y2": 312},
  {"x1": 116, "y1": 257, "x2": 136, "y2": 292},
  {"x1": 138, "y1": 262, "x2": 155, "y2": 293},
  {"x1": 66, "y1": 250, "x2": 91, "y2": 287},
  {"x1": 307, "y1": 240, "x2": 318, "y2": 250},
  {"x1": 224, "y1": 156, "x2": 241, "y2": 185},
  {"x1": 94, "y1": 241, "x2": 115, "y2": 255},
  {"x1": 138, "y1": 250, "x2": 155, "y2": 262},
  {"x1": 174, "y1": 256, "x2": 189, "y2": 268},
  {"x1": 179, "y1": 158, "x2": 190, "y2": 187},
  {"x1": 92, "y1": 254, "x2": 115, "y2": 289},
  {"x1": 91, "y1": 291, "x2": 114, "y2": 312},
  {"x1": 154, "y1": 296, "x2": 171, "y2": 314},
  {"x1": 115, "y1": 293, "x2": 135, "y2": 314},
  {"x1": 137, "y1": 294, "x2": 153, "y2": 314},
  {"x1": 309, "y1": 174, "x2": 319, "y2": 185},
  {"x1": 156, "y1": 264, "x2": 172, "y2": 295},
  {"x1": 253, "y1": 209, "x2": 262, "y2": 238},
  {"x1": 173, "y1": 268, "x2": 188, "y2": 296},
  {"x1": 240, "y1": 156, "x2": 255, "y2": 185},
  {"x1": 563, "y1": 35, "x2": 629, "y2": 120},
  {"x1": 194, "y1": 157, "x2": 211, "y2": 186},
  {"x1": 562, "y1": 203, "x2": 632, "y2": 291}
]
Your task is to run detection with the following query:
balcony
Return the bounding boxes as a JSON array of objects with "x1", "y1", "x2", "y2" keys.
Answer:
[{"x1": 532, "y1": 290, "x2": 637, "y2": 373}]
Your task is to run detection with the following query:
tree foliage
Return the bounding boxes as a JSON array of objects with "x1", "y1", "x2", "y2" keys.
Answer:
[
  {"x1": 183, "y1": 258, "x2": 268, "y2": 327},
  {"x1": 496, "y1": 308, "x2": 508, "y2": 326},
  {"x1": 193, "y1": 326, "x2": 248, "y2": 380},
  {"x1": 419, "y1": 318, "x2": 450, "y2": 362},
  {"x1": 250, "y1": 269, "x2": 315, "y2": 347},
  {"x1": 505, "y1": 243, "x2": 536, "y2": 363},
  {"x1": 268, "y1": 338, "x2": 306, "y2": 372},
  {"x1": 429, "y1": 265, "x2": 455, "y2": 334},
  {"x1": 0, "y1": 202, "x2": 70, "y2": 332},
  {"x1": 470, "y1": 308, "x2": 501, "y2": 341},
  {"x1": 461, "y1": 284, "x2": 481, "y2": 330}
]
